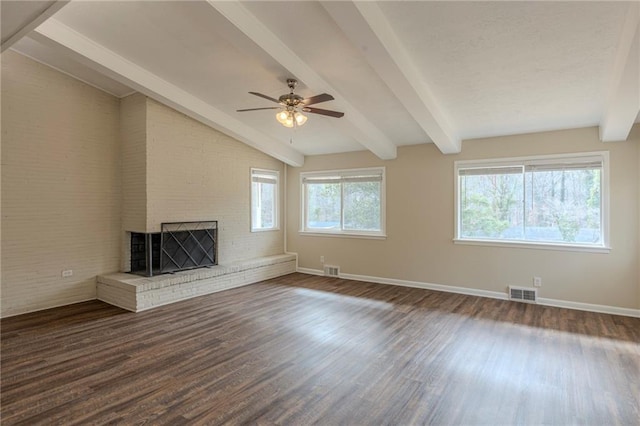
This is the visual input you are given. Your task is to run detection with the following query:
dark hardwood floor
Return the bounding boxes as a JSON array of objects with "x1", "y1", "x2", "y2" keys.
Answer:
[{"x1": 2, "y1": 273, "x2": 639, "y2": 425}]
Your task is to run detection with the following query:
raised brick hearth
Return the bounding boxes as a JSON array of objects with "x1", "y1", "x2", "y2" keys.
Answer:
[{"x1": 97, "y1": 254, "x2": 296, "y2": 312}]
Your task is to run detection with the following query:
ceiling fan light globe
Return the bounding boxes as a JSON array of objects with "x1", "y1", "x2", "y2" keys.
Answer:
[
  {"x1": 284, "y1": 114, "x2": 295, "y2": 128},
  {"x1": 294, "y1": 112, "x2": 308, "y2": 126},
  {"x1": 276, "y1": 110, "x2": 289, "y2": 125}
]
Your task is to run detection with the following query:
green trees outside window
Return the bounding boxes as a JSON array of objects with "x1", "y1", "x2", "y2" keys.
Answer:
[
  {"x1": 457, "y1": 153, "x2": 606, "y2": 247},
  {"x1": 302, "y1": 168, "x2": 385, "y2": 236},
  {"x1": 251, "y1": 169, "x2": 278, "y2": 231}
]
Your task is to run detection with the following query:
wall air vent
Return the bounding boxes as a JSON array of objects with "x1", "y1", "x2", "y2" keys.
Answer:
[
  {"x1": 508, "y1": 286, "x2": 537, "y2": 303},
  {"x1": 324, "y1": 265, "x2": 340, "y2": 277}
]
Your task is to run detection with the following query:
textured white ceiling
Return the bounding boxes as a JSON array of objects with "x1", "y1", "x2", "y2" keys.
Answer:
[
  {"x1": 381, "y1": 1, "x2": 630, "y2": 139},
  {"x1": 3, "y1": 1, "x2": 638, "y2": 162}
]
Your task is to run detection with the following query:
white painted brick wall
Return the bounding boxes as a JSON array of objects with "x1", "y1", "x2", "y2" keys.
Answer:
[
  {"x1": 144, "y1": 98, "x2": 285, "y2": 263},
  {"x1": 120, "y1": 93, "x2": 147, "y2": 234},
  {"x1": 1, "y1": 52, "x2": 122, "y2": 317},
  {"x1": 120, "y1": 93, "x2": 148, "y2": 272}
]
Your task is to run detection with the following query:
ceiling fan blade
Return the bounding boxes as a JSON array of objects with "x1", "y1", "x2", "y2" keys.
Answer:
[
  {"x1": 303, "y1": 107, "x2": 344, "y2": 118},
  {"x1": 248, "y1": 92, "x2": 281, "y2": 104},
  {"x1": 301, "y1": 93, "x2": 334, "y2": 106},
  {"x1": 237, "y1": 107, "x2": 281, "y2": 112}
]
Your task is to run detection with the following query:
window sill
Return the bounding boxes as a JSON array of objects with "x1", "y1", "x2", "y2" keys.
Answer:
[
  {"x1": 453, "y1": 238, "x2": 610, "y2": 254},
  {"x1": 251, "y1": 227, "x2": 280, "y2": 233},
  {"x1": 299, "y1": 230, "x2": 387, "y2": 240}
]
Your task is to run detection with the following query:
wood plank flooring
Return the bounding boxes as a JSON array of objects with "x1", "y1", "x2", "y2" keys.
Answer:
[{"x1": 2, "y1": 273, "x2": 639, "y2": 425}]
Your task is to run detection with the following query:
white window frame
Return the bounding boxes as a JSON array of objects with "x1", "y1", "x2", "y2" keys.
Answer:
[
  {"x1": 251, "y1": 168, "x2": 279, "y2": 232},
  {"x1": 300, "y1": 167, "x2": 386, "y2": 239},
  {"x1": 454, "y1": 151, "x2": 610, "y2": 253}
]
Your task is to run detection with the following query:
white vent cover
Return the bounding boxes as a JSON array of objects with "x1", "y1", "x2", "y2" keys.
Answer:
[
  {"x1": 508, "y1": 286, "x2": 537, "y2": 303},
  {"x1": 324, "y1": 265, "x2": 340, "y2": 277}
]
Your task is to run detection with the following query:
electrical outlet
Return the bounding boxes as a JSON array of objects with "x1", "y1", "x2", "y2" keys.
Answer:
[
  {"x1": 320, "y1": 256, "x2": 325, "y2": 263},
  {"x1": 62, "y1": 269, "x2": 73, "y2": 278},
  {"x1": 533, "y1": 276, "x2": 542, "y2": 287}
]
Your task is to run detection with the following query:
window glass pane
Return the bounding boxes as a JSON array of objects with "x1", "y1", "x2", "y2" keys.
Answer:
[
  {"x1": 525, "y1": 168, "x2": 601, "y2": 244},
  {"x1": 343, "y1": 181, "x2": 381, "y2": 231},
  {"x1": 252, "y1": 182, "x2": 259, "y2": 226},
  {"x1": 255, "y1": 181, "x2": 275, "y2": 228},
  {"x1": 301, "y1": 167, "x2": 385, "y2": 236},
  {"x1": 251, "y1": 169, "x2": 278, "y2": 231},
  {"x1": 456, "y1": 154, "x2": 606, "y2": 248},
  {"x1": 307, "y1": 183, "x2": 341, "y2": 230},
  {"x1": 460, "y1": 172, "x2": 524, "y2": 240}
]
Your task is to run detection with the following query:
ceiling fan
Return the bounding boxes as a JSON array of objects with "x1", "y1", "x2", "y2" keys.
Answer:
[{"x1": 237, "y1": 78, "x2": 344, "y2": 128}]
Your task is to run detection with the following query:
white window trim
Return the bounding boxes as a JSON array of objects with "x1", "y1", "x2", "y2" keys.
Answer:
[
  {"x1": 251, "y1": 168, "x2": 280, "y2": 232},
  {"x1": 300, "y1": 167, "x2": 387, "y2": 238},
  {"x1": 454, "y1": 151, "x2": 610, "y2": 252}
]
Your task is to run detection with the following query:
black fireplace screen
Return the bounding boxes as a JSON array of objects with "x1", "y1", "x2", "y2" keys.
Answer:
[
  {"x1": 130, "y1": 221, "x2": 218, "y2": 277},
  {"x1": 160, "y1": 221, "x2": 218, "y2": 274}
]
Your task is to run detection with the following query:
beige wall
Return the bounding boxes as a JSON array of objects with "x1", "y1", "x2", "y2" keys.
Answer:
[
  {"x1": 637, "y1": 125, "x2": 640, "y2": 309},
  {"x1": 287, "y1": 126, "x2": 640, "y2": 310},
  {"x1": 1, "y1": 52, "x2": 122, "y2": 317}
]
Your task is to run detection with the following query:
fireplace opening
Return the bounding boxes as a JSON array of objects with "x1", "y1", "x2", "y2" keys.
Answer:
[
  {"x1": 130, "y1": 232, "x2": 161, "y2": 276},
  {"x1": 129, "y1": 221, "x2": 218, "y2": 277}
]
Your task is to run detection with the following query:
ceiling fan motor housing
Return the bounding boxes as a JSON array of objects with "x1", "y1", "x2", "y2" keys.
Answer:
[{"x1": 279, "y1": 93, "x2": 304, "y2": 106}]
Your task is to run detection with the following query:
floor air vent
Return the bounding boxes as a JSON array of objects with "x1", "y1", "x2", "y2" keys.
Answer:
[
  {"x1": 324, "y1": 265, "x2": 340, "y2": 277},
  {"x1": 509, "y1": 286, "x2": 537, "y2": 303}
]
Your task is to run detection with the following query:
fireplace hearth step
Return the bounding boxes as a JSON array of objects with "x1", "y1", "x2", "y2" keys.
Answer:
[{"x1": 97, "y1": 254, "x2": 296, "y2": 312}]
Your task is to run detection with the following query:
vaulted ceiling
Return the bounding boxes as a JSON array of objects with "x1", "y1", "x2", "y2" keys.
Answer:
[{"x1": 2, "y1": 1, "x2": 639, "y2": 167}]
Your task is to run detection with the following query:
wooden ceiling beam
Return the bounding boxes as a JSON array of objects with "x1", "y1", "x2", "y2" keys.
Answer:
[
  {"x1": 323, "y1": 1, "x2": 461, "y2": 154},
  {"x1": 1, "y1": 0, "x2": 69, "y2": 53},
  {"x1": 600, "y1": 2, "x2": 639, "y2": 142},
  {"x1": 209, "y1": 1, "x2": 397, "y2": 160}
]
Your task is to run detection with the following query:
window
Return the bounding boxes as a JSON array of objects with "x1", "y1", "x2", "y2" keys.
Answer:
[
  {"x1": 455, "y1": 152, "x2": 609, "y2": 251},
  {"x1": 251, "y1": 168, "x2": 279, "y2": 232},
  {"x1": 301, "y1": 167, "x2": 385, "y2": 238}
]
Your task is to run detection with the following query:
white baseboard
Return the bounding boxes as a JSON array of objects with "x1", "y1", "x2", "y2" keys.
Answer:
[
  {"x1": 340, "y1": 271, "x2": 510, "y2": 301},
  {"x1": 1, "y1": 297, "x2": 97, "y2": 319},
  {"x1": 536, "y1": 297, "x2": 640, "y2": 318},
  {"x1": 295, "y1": 267, "x2": 640, "y2": 318},
  {"x1": 297, "y1": 267, "x2": 324, "y2": 276}
]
